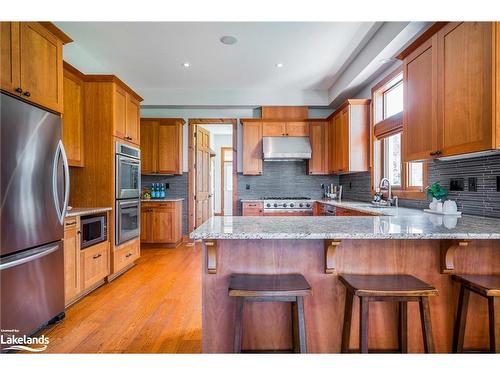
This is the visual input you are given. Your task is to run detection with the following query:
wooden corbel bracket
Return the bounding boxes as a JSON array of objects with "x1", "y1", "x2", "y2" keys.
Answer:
[
  {"x1": 440, "y1": 239, "x2": 469, "y2": 273},
  {"x1": 325, "y1": 240, "x2": 342, "y2": 274},
  {"x1": 205, "y1": 240, "x2": 217, "y2": 274}
]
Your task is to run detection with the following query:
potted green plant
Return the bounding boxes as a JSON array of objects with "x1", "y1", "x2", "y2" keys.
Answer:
[{"x1": 426, "y1": 182, "x2": 449, "y2": 211}]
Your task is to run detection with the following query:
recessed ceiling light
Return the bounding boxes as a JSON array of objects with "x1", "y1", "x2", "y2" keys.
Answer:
[
  {"x1": 276, "y1": 63, "x2": 284, "y2": 68},
  {"x1": 220, "y1": 35, "x2": 238, "y2": 45},
  {"x1": 182, "y1": 62, "x2": 191, "y2": 68}
]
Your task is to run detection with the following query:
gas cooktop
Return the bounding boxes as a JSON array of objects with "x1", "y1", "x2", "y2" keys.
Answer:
[{"x1": 260, "y1": 197, "x2": 311, "y2": 200}]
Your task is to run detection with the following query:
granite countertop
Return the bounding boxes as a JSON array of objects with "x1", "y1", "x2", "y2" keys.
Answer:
[
  {"x1": 141, "y1": 198, "x2": 184, "y2": 202},
  {"x1": 66, "y1": 207, "x2": 112, "y2": 217},
  {"x1": 190, "y1": 199, "x2": 500, "y2": 240}
]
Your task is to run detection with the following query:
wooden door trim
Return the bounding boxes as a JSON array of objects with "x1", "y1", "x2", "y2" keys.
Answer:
[{"x1": 188, "y1": 119, "x2": 237, "y2": 234}]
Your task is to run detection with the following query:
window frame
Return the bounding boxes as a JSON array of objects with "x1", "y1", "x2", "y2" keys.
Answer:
[{"x1": 371, "y1": 67, "x2": 428, "y2": 200}]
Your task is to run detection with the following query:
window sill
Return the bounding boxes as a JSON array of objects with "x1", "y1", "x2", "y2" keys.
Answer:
[{"x1": 370, "y1": 189, "x2": 427, "y2": 201}]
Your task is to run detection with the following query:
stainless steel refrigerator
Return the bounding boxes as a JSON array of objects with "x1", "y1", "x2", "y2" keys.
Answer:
[{"x1": 1, "y1": 93, "x2": 69, "y2": 343}]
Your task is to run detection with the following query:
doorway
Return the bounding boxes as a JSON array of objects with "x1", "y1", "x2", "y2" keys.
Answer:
[{"x1": 188, "y1": 119, "x2": 237, "y2": 232}]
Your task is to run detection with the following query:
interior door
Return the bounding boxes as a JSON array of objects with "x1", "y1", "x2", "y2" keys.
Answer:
[{"x1": 195, "y1": 127, "x2": 211, "y2": 227}]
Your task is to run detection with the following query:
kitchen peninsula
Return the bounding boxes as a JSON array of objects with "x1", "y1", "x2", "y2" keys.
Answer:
[{"x1": 190, "y1": 204, "x2": 500, "y2": 353}]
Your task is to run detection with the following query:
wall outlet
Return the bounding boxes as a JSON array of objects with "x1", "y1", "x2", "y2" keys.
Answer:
[
  {"x1": 165, "y1": 183, "x2": 170, "y2": 189},
  {"x1": 246, "y1": 184, "x2": 250, "y2": 190},
  {"x1": 497, "y1": 176, "x2": 500, "y2": 192},
  {"x1": 468, "y1": 177, "x2": 477, "y2": 192},
  {"x1": 450, "y1": 178, "x2": 464, "y2": 191},
  {"x1": 349, "y1": 182, "x2": 352, "y2": 189}
]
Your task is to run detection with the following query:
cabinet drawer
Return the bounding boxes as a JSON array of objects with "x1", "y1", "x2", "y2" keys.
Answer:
[
  {"x1": 81, "y1": 241, "x2": 109, "y2": 290},
  {"x1": 113, "y1": 239, "x2": 140, "y2": 273},
  {"x1": 64, "y1": 217, "x2": 79, "y2": 230},
  {"x1": 242, "y1": 202, "x2": 263, "y2": 216}
]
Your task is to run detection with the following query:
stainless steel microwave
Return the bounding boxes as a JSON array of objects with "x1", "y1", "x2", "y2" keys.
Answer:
[{"x1": 81, "y1": 213, "x2": 107, "y2": 249}]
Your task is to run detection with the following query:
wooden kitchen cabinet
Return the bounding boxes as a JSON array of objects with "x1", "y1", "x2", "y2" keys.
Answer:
[
  {"x1": 403, "y1": 35, "x2": 438, "y2": 162},
  {"x1": 140, "y1": 118, "x2": 184, "y2": 175},
  {"x1": 63, "y1": 217, "x2": 81, "y2": 305},
  {"x1": 242, "y1": 202, "x2": 264, "y2": 216},
  {"x1": 113, "y1": 238, "x2": 140, "y2": 274},
  {"x1": 81, "y1": 241, "x2": 109, "y2": 290},
  {"x1": 327, "y1": 99, "x2": 370, "y2": 174},
  {"x1": 262, "y1": 121, "x2": 309, "y2": 137},
  {"x1": 242, "y1": 121, "x2": 263, "y2": 175},
  {"x1": 113, "y1": 84, "x2": 141, "y2": 145},
  {"x1": 0, "y1": 22, "x2": 71, "y2": 114},
  {"x1": 141, "y1": 201, "x2": 183, "y2": 247},
  {"x1": 308, "y1": 121, "x2": 329, "y2": 174},
  {"x1": 62, "y1": 62, "x2": 85, "y2": 167},
  {"x1": 401, "y1": 22, "x2": 500, "y2": 161},
  {"x1": 437, "y1": 22, "x2": 493, "y2": 157}
]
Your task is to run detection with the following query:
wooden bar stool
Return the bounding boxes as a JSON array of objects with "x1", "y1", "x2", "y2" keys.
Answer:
[
  {"x1": 228, "y1": 273, "x2": 311, "y2": 353},
  {"x1": 339, "y1": 274, "x2": 438, "y2": 353},
  {"x1": 452, "y1": 275, "x2": 500, "y2": 353}
]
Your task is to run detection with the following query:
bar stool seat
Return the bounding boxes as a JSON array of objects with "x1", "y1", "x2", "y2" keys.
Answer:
[
  {"x1": 229, "y1": 273, "x2": 311, "y2": 353},
  {"x1": 452, "y1": 274, "x2": 500, "y2": 353},
  {"x1": 339, "y1": 274, "x2": 438, "y2": 353}
]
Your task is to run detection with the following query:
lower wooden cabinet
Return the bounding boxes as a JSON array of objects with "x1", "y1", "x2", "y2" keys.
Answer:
[
  {"x1": 81, "y1": 241, "x2": 109, "y2": 290},
  {"x1": 63, "y1": 217, "x2": 81, "y2": 305},
  {"x1": 141, "y1": 201, "x2": 183, "y2": 246},
  {"x1": 113, "y1": 238, "x2": 140, "y2": 274},
  {"x1": 63, "y1": 215, "x2": 111, "y2": 307},
  {"x1": 242, "y1": 202, "x2": 264, "y2": 216}
]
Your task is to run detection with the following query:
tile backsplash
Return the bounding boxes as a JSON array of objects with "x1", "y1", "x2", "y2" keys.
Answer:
[
  {"x1": 141, "y1": 174, "x2": 189, "y2": 234},
  {"x1": 237, "y1": 161, "x2": 339, "y2": 215},
  {"x1": 339, "y1": 154, "x2": 500, "y2": 218}
]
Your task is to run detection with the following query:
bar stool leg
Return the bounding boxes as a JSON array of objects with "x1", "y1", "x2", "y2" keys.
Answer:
[
  {"x1": 419, "y1": 297, "x2": 435, "y2": 353},
  {"x1": 341, "y1": 291, "x2": 354, "y2": 353},
  {"x1": 233, "y1": 297, "x2": 244, "y2": 353},
  {"x1": 452, "y1": 285, "x2": 470, "y2": 353},
  {"x1": 488, "y1": 296, "x2": 500, "y2": 353},
  {"x1": 398, "y1": 301, "x2": 408, "y2": 353},
  {"x1": 359, "y1": 297, "x2": 369, "y2": 353},
  {"x1": 293, "y1": 296, "x2": 307, "y2": 353}
]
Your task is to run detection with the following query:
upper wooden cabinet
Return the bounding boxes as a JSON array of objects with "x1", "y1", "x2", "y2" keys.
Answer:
[
  {"x1": 401, "y1": 22, "x2": 500, "y2": 161},
  {"x1": 1, "y1": 22, "x2": 71, "y2": 113},
  {"x1": 113, "y1": 83, "x2": 141, "y2": 145},
  {"x1": 62, "y1": 63, "x2": 85, "y2": 167},
  {"x1": 327, "y1": 99, "x2": 370, "y2": 174},
  {"x1": 403, "y1": 35, "x2": 438, "y2": 162},
  {"x1": 308, "y1": 121, "x2": 329, "y2": 175},
  {"x1": 262, "y1": 121, "x2": 309, "y2": 137},
  {"x1": 242, "y1": 121, "x2": 263, "y2": 175},
  {"x1": 261, "y1": 106, "x2": 308, "y2": 119},
  {"x1": 140, "y1": 118, "x2": 184, "y2": 175}
]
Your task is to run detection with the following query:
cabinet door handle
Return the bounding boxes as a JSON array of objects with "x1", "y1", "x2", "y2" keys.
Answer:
[
  {"x1": 430, "y1": 150, "x2": 442, "y2": 156},
  {"x1": 77, "y1": 230, "x2": 81, "y2": 235},
  {"x1": 15, "y1": 87, "x2": 23, "y2": 93},
  {"x1": 65, "y1": 221, "x2": 76, "y2": 226},
  {"x1": 22, "y1": 91, "x2": 31, "y2": 97},
  {"x1": 125, "y1": 252, "x2": 133, "y2": 258},
  {"x1": 93, "y1": 253, "x2": 102, "y2": 259}
]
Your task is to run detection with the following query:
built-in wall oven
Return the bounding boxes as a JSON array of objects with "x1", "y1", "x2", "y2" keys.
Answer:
[
  {"x1": 115, "y1": 143, "x2": 141, "y2": 246},
  {"x1": 116, "y1": 199, "x2": 140, "y2": 245},
  {"x1": 116, "y1": 143, "x2": 141, "y2": 200}
]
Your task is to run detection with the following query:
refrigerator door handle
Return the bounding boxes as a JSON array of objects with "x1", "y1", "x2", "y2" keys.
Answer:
[
  {"x1": 0, "y1": 243, "x2": 59, "y2": 271},
  {"x1": 52, "y1": 140, "x2": 70, "y2": 224}
]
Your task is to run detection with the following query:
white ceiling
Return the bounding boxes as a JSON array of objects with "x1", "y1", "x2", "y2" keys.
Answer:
[{"x1": 56, "y1": 22, "x2": 429, "y2": 107}]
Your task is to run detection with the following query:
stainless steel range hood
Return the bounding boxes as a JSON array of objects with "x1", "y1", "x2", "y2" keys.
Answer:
[{"x1": 263, "y1": 136, "x2": 312, "y2": 161}]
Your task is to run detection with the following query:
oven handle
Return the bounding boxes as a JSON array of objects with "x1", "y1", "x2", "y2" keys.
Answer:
[{"x1": 118, "y1": 200, "x2": 140, "y2": 209}]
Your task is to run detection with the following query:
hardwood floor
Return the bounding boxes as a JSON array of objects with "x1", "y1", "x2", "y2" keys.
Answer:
[{"x1": 40, "y1": 244, "x2": 202, "y2": 353}]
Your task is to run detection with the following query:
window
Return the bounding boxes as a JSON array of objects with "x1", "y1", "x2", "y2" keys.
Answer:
[{"x1": 371, "y1": 68, "x2": 427, "y2": 199}]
